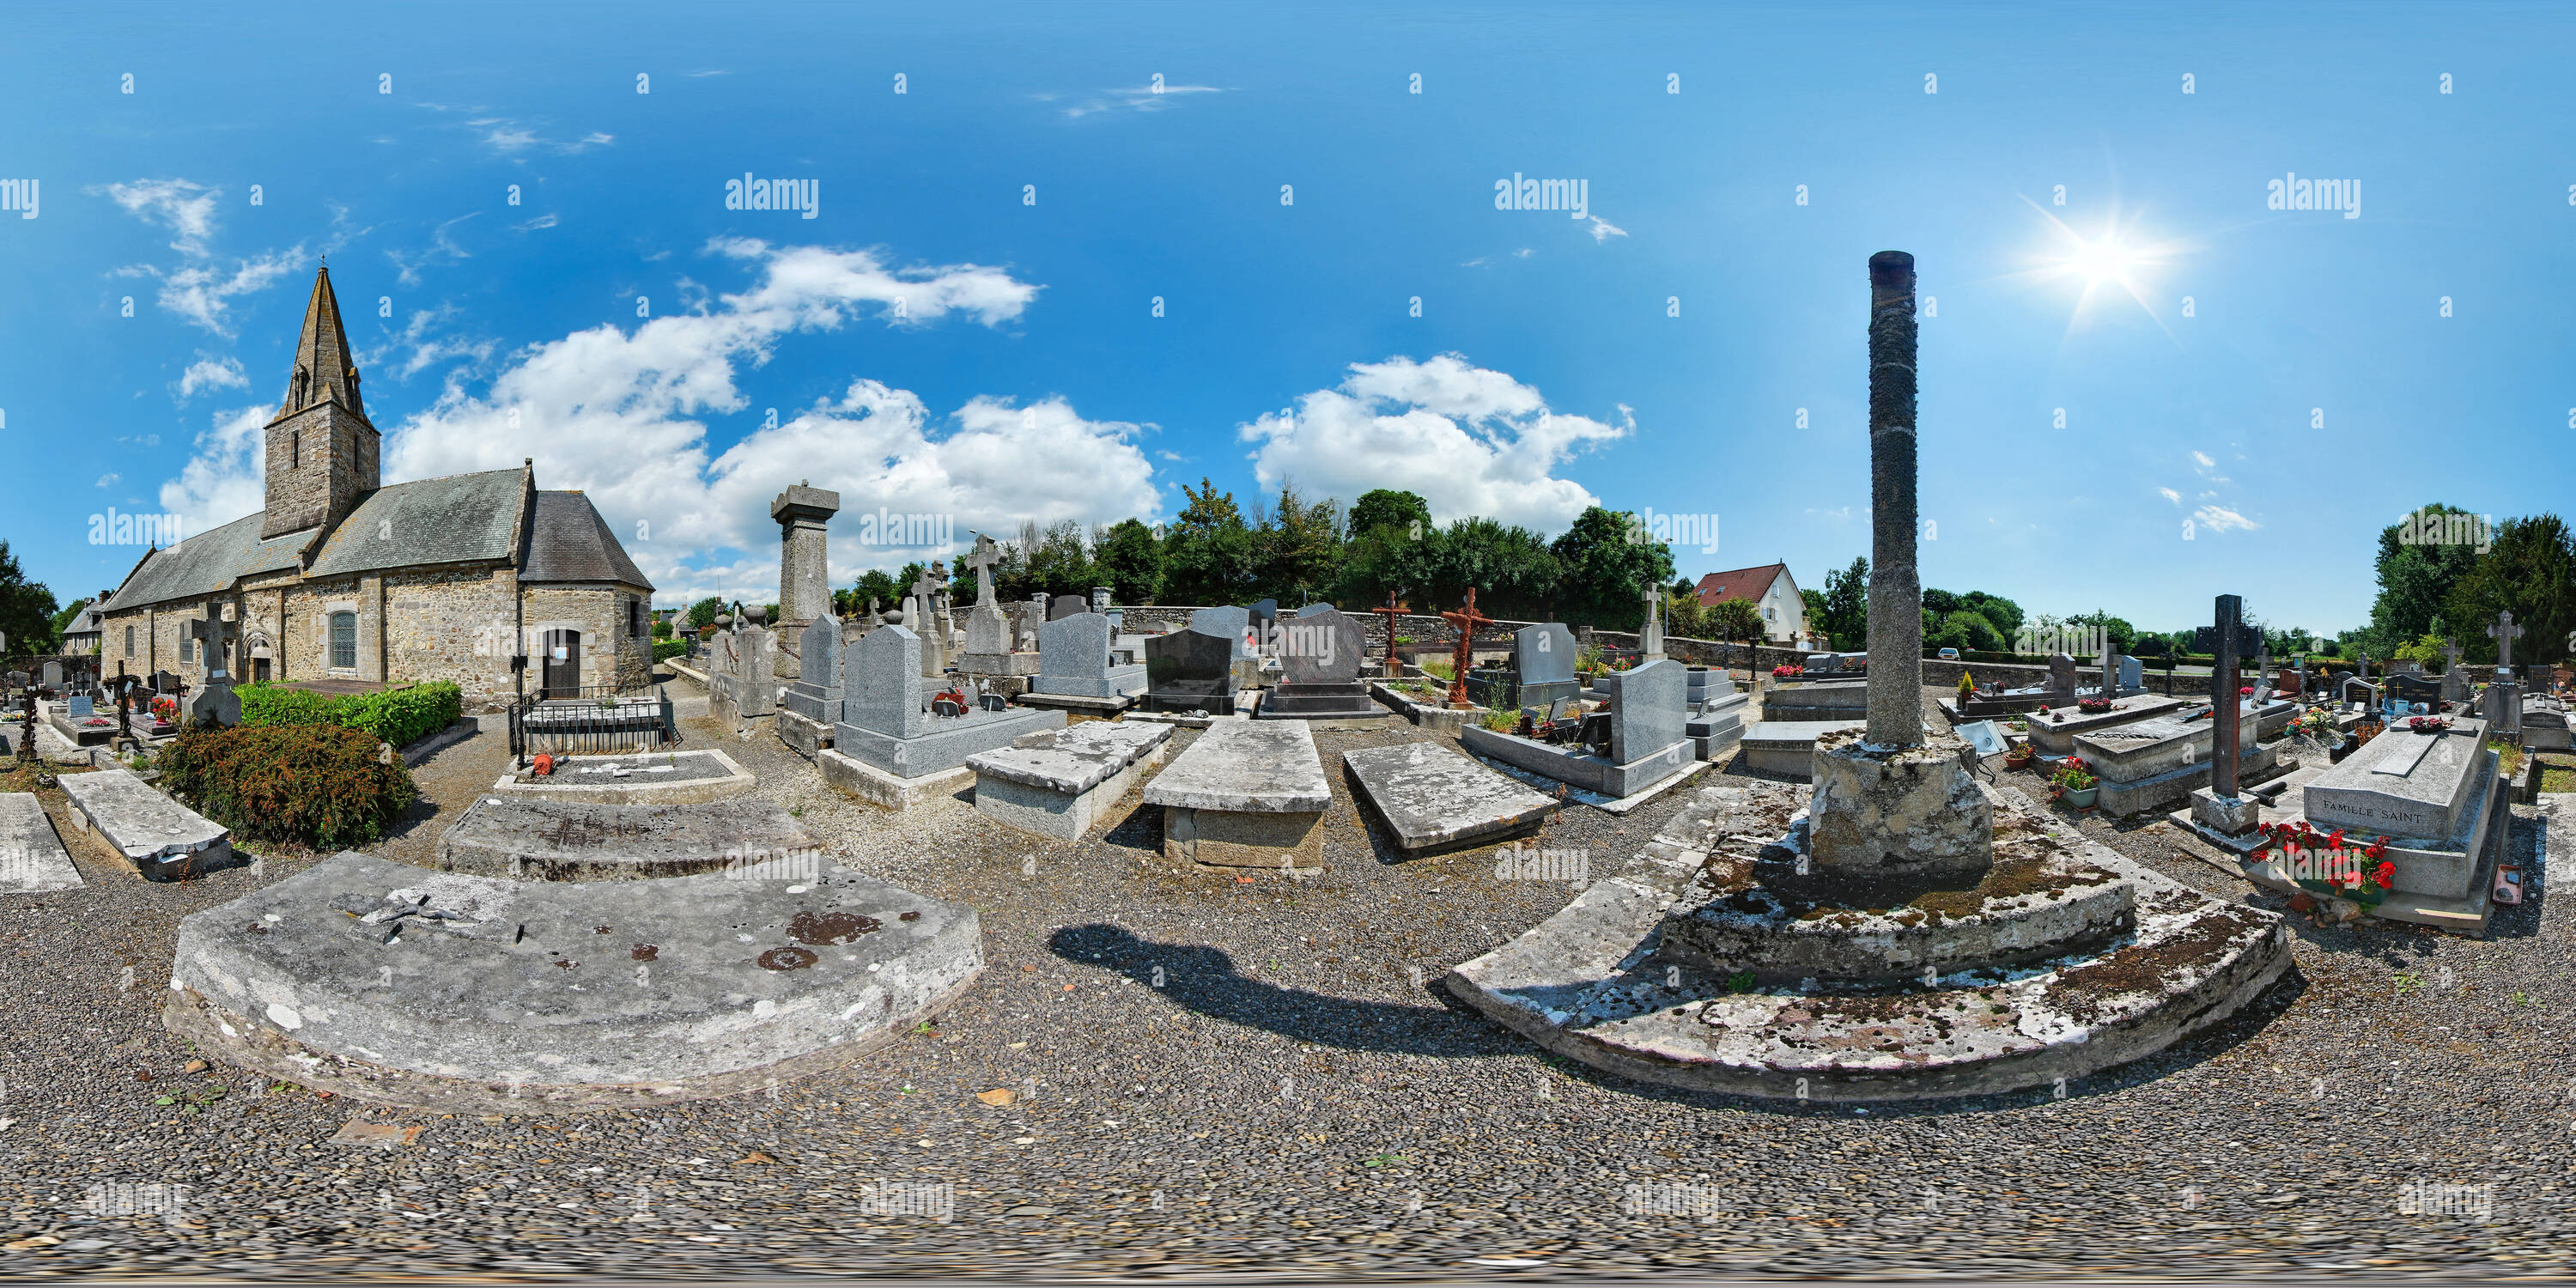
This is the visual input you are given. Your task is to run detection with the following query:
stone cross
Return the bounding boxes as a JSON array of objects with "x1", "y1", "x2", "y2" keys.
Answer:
[
  {"x1": 1369, "y1": 590, "x2": 1409, "y2": 677},
  {"x1": 2489, "y1": 610, "x2": 2524, "y2": 668},
  {"x1": 2251, "y1": 641, "x2": 2271, "y2": 699},
  {"x1": 2210, "y1": 595, "x2": 2244, "y2": 799},
  {"x1": 1440, "y1": 588, "x2": 1493, "y2": 710},
  {"x1": 910, "y1": 566, "x2": 947, "y2": 677},
  {"x1": 1639, "y1": 582, "x2": 1665, "y2": 661},
  {"x1": 2440, "y1": 637, "x2": 2461, "y2": 673},
  {"x1": 964, "y1": 532, "x2": 1003, "y2": 607},
  {"x1": 185, "y1": 600, "x2": 237, "y2": 683},
  {"x1": 1864, "y1": 250, "x2": 1923, "y2": 747}
]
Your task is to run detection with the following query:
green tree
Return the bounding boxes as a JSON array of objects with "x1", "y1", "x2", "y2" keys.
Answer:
[
  {"x1": 2069, "y1": 610, "x2": 2136, "y2": 653},
  {"x1": 1346, "y1": 489, "x2": 1431, "y2": 541},
  {"x1": 1547, "y1": 507, "x2": 1674, "y2": 629},
  {"x1": 1960, "y1": 592, "x2": 2023, "y2": 641},
  {"x1": 2444, "y1": 513, "x2": 2575, "y2": 665},
  {"x1": 848, "y1": 569, "x2": 901, "y2": 616},
  {"x1": 1928, "y1": 608, "x2": 2005, "y2": 654},
  {"x1": 0, "y1": 543, "x2": 61, "y2": 657},
  {"x1": 1815, "y1": 556, "x2": 1868, "y2": 650},
  {"x1": 1707, "y1": 596, "x2": 1765, "y2": 644},
  {"x1": 1428, "y1": 518, "x2": 1560, "y2": 620},
  {"x1": 1023, "y1": 519, "x2": 1097, "y2": 597},
  {"x1": 2363, "y1": 502, "x2": 2485, "y2": 657},
  {"x1": 1160, "y1": 477, "x2": 1258, "y2": 605},
  {"x1": 685, "y1": 596, "x2": 723, "y2": 631},
  {"x1": 1094, "y1": 519, "x2": 1164, "y2": 605},
  {"x1": 1335, "y1": 520, "x2": 1439, "y2": 611},
  {"x1": 1253, "y1": 483, "x2": 1345, "y2": 607}
]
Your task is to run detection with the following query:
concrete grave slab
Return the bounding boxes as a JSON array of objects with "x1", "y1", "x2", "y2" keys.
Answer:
[
  {"x1": 492, "y1": 750, "x2": 756, "y2": 805},
  {"x1": 58, "y1": 769, "x2": 235, "y2": 881},
  {"x1": 1143, "y1": 720, "x2": 1331, "y2": 869},
  {"x1": 968, "y1": 720, "x2": 1175, "y2": 841},
  {"x1": 439, "y1": 797, "x2": 819, "y2": 881},
  {"x1": 161, "y1": 851, "x2": 982, "y2": 1114},
  {"x1": 1344, "y1": 742, "x2": 1562, "y2": 855},
  {"x1": 1736, "y1": 720, "x2": 1865, "y2": 779},
  {"x1": 0, "y1": 793, "x2": 84, "y2": 894}
]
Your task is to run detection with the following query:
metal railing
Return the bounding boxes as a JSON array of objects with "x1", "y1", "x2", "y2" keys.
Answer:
[{"x1": 509, "y1": 682, "x2": 677, "y2": 761}]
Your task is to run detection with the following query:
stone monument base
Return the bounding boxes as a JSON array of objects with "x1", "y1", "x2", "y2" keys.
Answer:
[
  {"x1": 1805, "y1": 732, "x2": 1993, "y2": 887},
  {"x1": 776, "y1": 708, "x2": 833, "y2": 759}
]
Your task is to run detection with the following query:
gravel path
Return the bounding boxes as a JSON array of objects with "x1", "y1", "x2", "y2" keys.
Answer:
[{"x1": 0, "y1": 681, "x2": 2569, "y2": 1279}]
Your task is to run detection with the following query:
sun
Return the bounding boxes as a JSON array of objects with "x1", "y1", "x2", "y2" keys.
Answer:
[
  {"x1": 2068, "y1": 234, "x2": 2136, "y2": 288},
  {"x1": 2014, "y1": 196, "x2": 2182, "y2": 333}
]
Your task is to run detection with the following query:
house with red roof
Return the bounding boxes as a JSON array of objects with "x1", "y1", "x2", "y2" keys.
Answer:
[{"x1": 1692, "y1": 562, "x2": 1808, "y2": 645}]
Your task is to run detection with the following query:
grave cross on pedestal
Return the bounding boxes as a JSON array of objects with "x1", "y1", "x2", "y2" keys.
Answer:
[
  {"x1": 185, "y1": 600, "x2": 236, "y2": 683},
  {"x1": 1369, "y1": 590, "x2": 1410, "y2": 678},
  {"x1": 963, "y1": 532, "x2": 1003, "y2": 607},
  {"x1": 908, "y1": 566, "x2": 944, "y2": 629},
  {"x1": 2488, "y1": 610, "x2": 2524, "y2": 669},
  {"x1": 1441, "y1": 588, "x2": 1493, "y2": 710}
]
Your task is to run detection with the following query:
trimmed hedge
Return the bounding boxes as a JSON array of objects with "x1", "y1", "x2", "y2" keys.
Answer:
[
  {"x1": 652, "y1": 639, "x2": 691, "y2": 663},
  {"x1": 160, "y1": 724, "x2": 419, "y2": 850},
  {"x1": 237, "y1": 681, "x2": 463, "y2": 749}
]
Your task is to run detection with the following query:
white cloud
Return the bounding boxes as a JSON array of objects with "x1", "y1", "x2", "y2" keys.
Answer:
[
  {"x1": 1805, "y1": 506, "x2": 1853, "y2": 521},
  {"x1": 1587, "y1": 216, "x2": 1628, "y2": 242},
  {"x1": 358, "y1": 303, "x2": 495, "y2": 381},
  {"x1": 1238, "y1": 353, "x2": 1628, "y2": 534},
  {"x1": 176, "y1": 355, "x2": 249, "y2": 399},
  {"x1": 514, "y1": 214, "x2": 560, "y2": 232},
  {"x1": 2192, "y1": 504, "x2": 2260, "y2": 533},
  {"x1": 1513, "y1": 247, "x2": 1535, "y2": 258},
  {"x1": 99, "y1": 179, "x2": 302, "y2": 336},
  {"x1": 294, "y1": 240, "x2": 1145, "y2": 601},
  {"x1": 96, "y1": 473, "x2": 120, "y2": 488},
  {"x1": 2190, "y1": 450, "x2": 2215, "y2": 470},
  {"x1": 157, "y1": 405, "x2": 270, "y2": 538},
  {"x1": 387, "y1": 213, "x2": 479, "y2": 288},
  {"x1": 1060, "y1": 83, "x2": 1223, "y2": 118},
  {"x1": 467, "y1": 118, "x2": 613, "y2": 155},
  {"x1": 2157, "y1": 487, "x2": 2181, "y2": 505}
]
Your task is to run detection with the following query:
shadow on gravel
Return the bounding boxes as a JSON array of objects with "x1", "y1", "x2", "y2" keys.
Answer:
[{"x1": 1047, "y1": 923, "x2": 1522, "y2": 1057}]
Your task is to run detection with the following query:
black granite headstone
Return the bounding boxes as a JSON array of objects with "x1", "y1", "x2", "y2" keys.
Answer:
[{"x1": 1144, "y1": 628, "x2": 1241, "y2": 714}]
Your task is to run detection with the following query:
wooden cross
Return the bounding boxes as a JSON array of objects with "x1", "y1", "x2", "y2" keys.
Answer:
[
  {"x1": 1368, "y1": 590, "x2": 1410, "y2": 677},
  {"x1": 2488, "y1": 610, "x2": 2524, "y2": 668},
  {"x1": 1440, "y1": 587, "x2": 1494, "y2": 709}
]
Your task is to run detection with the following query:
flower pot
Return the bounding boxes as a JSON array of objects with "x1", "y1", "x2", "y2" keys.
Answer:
[
  {"x1": 2061, "y1": 785, "x2": 2099, "y2": 809},
  {"x1": 2005, "y1": 750, "x2": 2034, "y2": 770}
]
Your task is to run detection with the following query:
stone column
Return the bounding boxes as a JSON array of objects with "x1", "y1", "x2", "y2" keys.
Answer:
[
  {"x1": 1864, "y1": 250, "x2": 1923, "y2": 748},
  {"x1": 772, "y1": 483, "x2": 841, "y2": 625},
  {"x1": 2210, "y1": 594, "x2": 2242, "y2": 799}
]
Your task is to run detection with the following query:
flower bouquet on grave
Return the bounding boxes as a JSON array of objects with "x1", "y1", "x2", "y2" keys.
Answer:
[
  {"x1": 2077, "y1": 696, "x2": 2113, "y2": 714},
  {"x1": 2047, "y1": 757, "x2": 2099, "y2": 807},
  {"x1": 1771, "y1": 665, "x2": 1803, "y2": 678},
  {"x1": 2407, "y1": 715, "x2": 2451, "y2": 734}
]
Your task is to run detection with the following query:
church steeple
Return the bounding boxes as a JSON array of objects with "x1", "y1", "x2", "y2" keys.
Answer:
[
  {"x1": 261, "y1": 261, "x2": 381, "y2": 539},
  {"x1": 280, "y1": 262, "x2": 364, "y2": 421}
]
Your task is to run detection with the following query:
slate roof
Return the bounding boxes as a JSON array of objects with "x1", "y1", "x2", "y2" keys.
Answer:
[
  {"x1": 98, "y1": 511, "x2": 307, "y2": 613},
  {"x1": 1694, "y1": 562, "x2": 1789, "y2": 608},
  {"x1": 519, "y1": 491, "x2": 653, "y2": 588},
  {"x1": 305, "y1": 469, "x2": 527, "y2": 578}
]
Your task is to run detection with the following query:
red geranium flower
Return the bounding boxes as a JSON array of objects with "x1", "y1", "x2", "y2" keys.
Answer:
[{"x1": 2373, "y1": 861, "x2": 2395, "y2": 890}]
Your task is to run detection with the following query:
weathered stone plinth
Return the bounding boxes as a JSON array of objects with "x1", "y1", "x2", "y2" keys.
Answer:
[{"x1": 1806, "y1": 732, "x2": 1992, "y2": 888}]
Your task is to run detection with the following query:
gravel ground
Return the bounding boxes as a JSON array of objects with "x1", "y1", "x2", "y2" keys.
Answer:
[{"x1": 0, "y1": 679, "x2": 2570, "y2": 1279}]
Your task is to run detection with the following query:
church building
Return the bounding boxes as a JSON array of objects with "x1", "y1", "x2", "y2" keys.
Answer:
[{"x1": 96, "y1": 265, "x2": 654, "y2": 702}]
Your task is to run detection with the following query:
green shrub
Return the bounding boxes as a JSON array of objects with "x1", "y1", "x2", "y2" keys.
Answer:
[
  {"x1": 653, "y1": 639, "x2": 691, "y2": 663},
  {"x1": 160, "y1": 724, "x2": 418, "y2": 850},
  {"x1": 237, "y1": 681, "x2": 463, "y2": 749}
]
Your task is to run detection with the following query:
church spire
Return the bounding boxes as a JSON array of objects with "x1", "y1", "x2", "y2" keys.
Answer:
[{"x1": 281, "y1": 263, "x2": 365, "y2": 422}]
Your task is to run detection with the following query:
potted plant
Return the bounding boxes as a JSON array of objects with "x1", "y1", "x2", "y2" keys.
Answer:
[
  {"x1": 2049, "y1": 758, "x2": 2099, "y2": 809},
  {"x1": 2004, "y1": 739, "x2": 2035, "y2": 770}
]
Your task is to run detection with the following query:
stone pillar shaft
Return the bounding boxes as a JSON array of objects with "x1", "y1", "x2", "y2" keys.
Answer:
[
  {"x1": 1865, "y1": 251, "x2": 1923, "y2": 748},
  {"x1": 2211, "y1": 594, "x2": 2242, "y2": 799}
]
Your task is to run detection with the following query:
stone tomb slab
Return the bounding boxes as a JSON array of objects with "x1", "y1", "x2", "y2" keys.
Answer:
[
  {"x1": 161, "y1": 851, "x2": 982, "y2": 1114},
  {"x1": 58, "y1": 768, "x2": 235, "y2": 882},
  {"x1": 1457, "y1": 722, "x2": 1698, "y2": 799},
  {"x1": 1344, "y1": 742, "x2": 1563, "y2": 855},
  {"x1": 1736, "y1": 720, "x2": 1866, "y2": 780},
  {"x1": 2304, "y1": 719, "x2": 2492, "y2": 852},
  {"x1": 492, "y1": 750, "x2": 757, "y2": 805},
  {"x1": 968, "y1": 720, "x2": 1175, "y2": 841},
  {"x1": 1142, "y1": 720, "x2": 1331, "y2": 869},
  {"x1": 0, "y1": 793, "x2": 84, "y2": 894},
  {"x1": 2020, "y1": 693, "x2": 2187, "y2": 756},
  {"x1": 439, "y1": 797, "x2": 819, "y2": 881}
]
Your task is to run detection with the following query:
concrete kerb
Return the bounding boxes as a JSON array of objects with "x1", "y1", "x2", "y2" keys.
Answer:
[
  {"x1": 817, "y1": 750, "x2": 976, "y2": 812},
  {"x1": 400, "y1": 717, "x2": 483, "y2": 769}
]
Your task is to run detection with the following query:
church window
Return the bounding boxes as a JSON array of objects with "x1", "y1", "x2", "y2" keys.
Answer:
[
  {"x1": 330, "y1": 612, "x2": 357, "y2": 670},
  {"x1": 125, "y1": 625, "x2": 134, "y2": 657},
  {"x1": 628, "y1": 598, "x2": 642, "y2": 637},
  {"x1": 291, "y1": 430, "x2": 300, "y2": 467}
]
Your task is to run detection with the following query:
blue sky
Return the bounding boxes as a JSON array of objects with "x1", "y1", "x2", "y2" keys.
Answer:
[{"x1": 4, "y1": 1, "x2": 2572, "y2": 636}]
